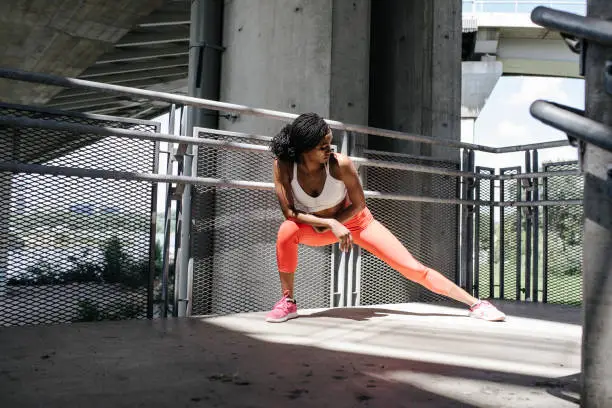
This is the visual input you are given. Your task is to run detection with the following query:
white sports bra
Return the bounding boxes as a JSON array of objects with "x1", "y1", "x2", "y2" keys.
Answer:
[{"x1": 291, "y1": 159, "x2": 347, "y2": 214}]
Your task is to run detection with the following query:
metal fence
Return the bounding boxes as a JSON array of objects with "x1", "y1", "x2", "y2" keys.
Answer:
[
  {"x1": 0, "y1": 103, "x2": 159, "y2": 326},
  {"x1": 543, "y1": 161, "x2": 583, "y2": 305},
  {"x1": 361, "y1": 150, "x2": 461, "y2": 305},
  {"x1": 0, "y1": 68, "x2": 586, "y2": 328},
  {"x1": 190, "y1": 128, "x2": 332, "y2": 315},
  {"x1": 473, "y1": 154, "x2": 584, "y2": 306}
]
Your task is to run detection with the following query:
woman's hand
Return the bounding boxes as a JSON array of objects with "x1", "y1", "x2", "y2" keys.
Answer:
[{"x1": 329, "y1": 220, "x2": 353, "y2": 252}]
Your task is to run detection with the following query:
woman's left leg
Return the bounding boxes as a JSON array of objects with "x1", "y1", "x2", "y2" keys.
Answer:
[{"x1": 353, "y1": 218, "x2": 505, "y2": 321}]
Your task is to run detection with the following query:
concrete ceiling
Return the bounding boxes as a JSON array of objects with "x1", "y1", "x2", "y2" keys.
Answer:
[{"x1": 0, "y1": 0, "x2": 191, "y2": 120}]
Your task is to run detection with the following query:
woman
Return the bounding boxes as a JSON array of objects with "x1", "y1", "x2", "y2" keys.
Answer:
[{"x1": 266, "y1": 112, "x2": 505, "y2": 323}]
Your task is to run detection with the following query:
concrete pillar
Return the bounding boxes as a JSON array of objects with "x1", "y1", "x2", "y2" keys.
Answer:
[
  {"x1": 220, "y1": 0, "x2": 370, "y2": 132},
  {"x1": 581, "y1": 0, "x2": 612, "y2": 405},
  {"x1": 461, "y1": 60, "x2": 503, "y2": 120},
  {"x1": 211, "y1": 0, "x2": 371, "y2": 311},
  {"x1": 368, "y1": 0, "x2": 462, "y2": 300},
  {"x1": 185, "y1": 0, "x2": 223, "y2": 316}
]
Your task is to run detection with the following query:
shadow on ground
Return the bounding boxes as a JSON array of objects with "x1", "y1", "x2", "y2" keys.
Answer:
[
  {"x1": 0, "y1": 312, "x2": 580, "y2": 408},
  {"x1": 300, "y1": 307, "x2": 468, "y2": 321}
]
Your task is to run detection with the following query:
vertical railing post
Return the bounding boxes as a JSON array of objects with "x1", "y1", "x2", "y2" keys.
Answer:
[
  {"x1": 488, "y1": 173, "x2": 495, "y2": 299},
  {"x1": 160, "y1": 104, "x2": 177, "y2": 318},
  {"x1": 460, "y1": 149, "x2": 469, "y2": 288},
  {"x1": 542, "y1": 163, "x2": 549, "y2": 304},
  {"x1": 349, "y1": 130, "x2": 367, "y2": 307},
  {"x1": 474, "y1": 171, "x2": 481, "y2": 298},
  {"x1": 524, "y1": 151, "x2": 532, "y2": 301},
  {"x1": 331, "y1": 130, "x2": 351, "y2": 307},
  {"x1": 499, "y1": 172, "x2": 505, "y2": 299},
  {"x1": 532, "y1": 149, "x2": 540, "y2": 302},
  {"x1": 466, "y1": 150, "x2": 476, "y2": 294}
]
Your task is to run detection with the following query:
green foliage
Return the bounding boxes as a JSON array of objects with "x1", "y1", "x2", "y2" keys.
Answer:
[
  {"x1": 74, "y1": 299, "x2": 144, "y2": 322},
  {"x1": 8, "y1": 237, "x2": 165, "y2": 288}
]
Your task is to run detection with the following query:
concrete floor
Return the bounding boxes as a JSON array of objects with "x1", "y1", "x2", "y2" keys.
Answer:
[{"x1": 0, "y1": 301, "x2": 581, "y2": 408}]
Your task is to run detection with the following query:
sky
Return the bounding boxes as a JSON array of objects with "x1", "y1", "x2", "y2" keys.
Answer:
[{"x1": 463, "y1": 76, "x2": 584, "y2": 171}]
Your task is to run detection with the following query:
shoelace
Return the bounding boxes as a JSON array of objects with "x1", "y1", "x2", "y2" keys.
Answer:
[{"x1": 275, "y1": 300, "x2": 291, "y2": 312}]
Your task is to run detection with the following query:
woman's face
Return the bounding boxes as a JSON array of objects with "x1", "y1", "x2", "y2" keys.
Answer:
[{"x1": 301, "y1": 131, "x2": 333, "y2": 165}]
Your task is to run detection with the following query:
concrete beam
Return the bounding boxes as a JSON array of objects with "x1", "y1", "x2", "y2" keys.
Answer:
[
  {"x1": 501, "y1": 58, "x2": 581, "y2": 78},
  {"x1": 115, "y1": 30, "x2": 190, "y2": 47},
  {"x1": 79, "y1": 56, "x2": 189, "y2": 78},
  {"x1": 0, "y1": 0, "x2": 165, "y2": 105},
  {"x1": 138, "y1": 11, "x2": 191, "y2": 27},
  {"x1": 50, "y1": 77, "x2": 184, "y2": 100},
  {"x1": 78, "y1": 67, "x2": 188, "y2": 85},
  {"x1": 461, "y1": 61, "x2": 503, "y2": 119},
  {"x1": 94, "y1": 46, "x2": 189, "y2": 64}
]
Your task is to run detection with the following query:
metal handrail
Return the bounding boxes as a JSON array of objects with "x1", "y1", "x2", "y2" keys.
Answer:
[
  {"x1": 0, "y1": 160, "x2": 581, "y2": 207},
  {"x1": 0, "y1": 114, "x2": 581, "y2": 181},
  {"x1": 530, "y1": 100, "x2": 612, "y2": 153},
  {"x1": 0, "y1": 67, "x2": 570, "y2": 154},
  {"x1": 531, "y1": 6, "x2": 612, "y2": 46}
]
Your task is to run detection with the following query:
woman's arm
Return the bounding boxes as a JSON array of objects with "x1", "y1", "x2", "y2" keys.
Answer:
[
  {"x1": 273, "y1": 159, "x2": 335, "y2": 229},
  {"x1": 332, "y1": 154, "x2": 366, "y2": 224}
]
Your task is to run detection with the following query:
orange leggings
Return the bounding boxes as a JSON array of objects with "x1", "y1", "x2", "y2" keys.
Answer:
[{"x1": 276, "y1": 207, "x2": 455, "y2": 296}]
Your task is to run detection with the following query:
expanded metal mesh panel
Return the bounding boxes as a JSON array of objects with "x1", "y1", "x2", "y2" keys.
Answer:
[
  {"x1": 360, "y1": 152, "x2": 460, "y2": 305},
  {"x1": 500, "y1": 167, "x2": 521, "y2": 300},
  {"x1": 191, "y1": 130, "x2": 331, "y2": 316},
  {"x1": 544, "y1": 162, "x2": 582, "y2": 305},
  {"x1": 475, "y1": 168, "x2": 494, "y2": 299},
  {"x1": 0, "y1": 105, "x2": 158, "y2": 326}
]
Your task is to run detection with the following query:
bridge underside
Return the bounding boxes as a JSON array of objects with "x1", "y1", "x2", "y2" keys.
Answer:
[
  {"x1": 0, "y1": 301, "x2": 580, "y2": 408},
  {"x1": 0, "y1": 0, "x2": 190, "y2": 119}
]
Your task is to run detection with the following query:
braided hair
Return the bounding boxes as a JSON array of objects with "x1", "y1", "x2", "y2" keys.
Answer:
[{"x1": 270, "y1": 112, "x2": 330, "y2": 163}]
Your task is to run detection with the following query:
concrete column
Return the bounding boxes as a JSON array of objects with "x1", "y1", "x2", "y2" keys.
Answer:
[
  {"x1": 212, "y1": 0, "x2": 371, "y2": 311},
  {"x1": 461, "y1": 60, "x2": 503, "y2": 120},
  {"x1": 368, "y1": 0, "x2": 462, "y2": 300},
  {"x1": 581, "y1": 0, "x2": 612, "y2": 405},
  {"x1": 183, "y1": 0, "x2": 223, "y2": 316},
  {"x1": 220, "y1": 0, "x2": 370, "y2": 132}
]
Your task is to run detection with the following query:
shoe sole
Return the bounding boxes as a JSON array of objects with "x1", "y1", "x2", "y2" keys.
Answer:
[
  {"x1": 468, "y1": 312, "x2": 506, "y2": 322},
  {"x1": 265, "y1": 312, "x2": 299, "y2": 323}
]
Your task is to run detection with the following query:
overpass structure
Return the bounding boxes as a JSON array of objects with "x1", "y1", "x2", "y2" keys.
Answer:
[{"x1": 461, "y1": 0, "x2": 585, "y2": 118}]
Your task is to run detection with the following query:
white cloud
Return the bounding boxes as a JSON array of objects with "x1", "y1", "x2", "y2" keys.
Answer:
[{"x1": 508, "y1": 77, "x2": 570, "y2": 106}]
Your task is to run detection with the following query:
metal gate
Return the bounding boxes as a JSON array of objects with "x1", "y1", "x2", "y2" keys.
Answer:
[
  {"x1": 474, "y1": 158, "x2": 583, "y2": 306},
  {"x1": 0, "y1": 103, "x2": 159, "y2": 326}
]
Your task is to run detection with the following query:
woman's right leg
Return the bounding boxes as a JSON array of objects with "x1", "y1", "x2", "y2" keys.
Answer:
[{"x1": 266, "y1": 219, "x2": 337, "y2": 322}]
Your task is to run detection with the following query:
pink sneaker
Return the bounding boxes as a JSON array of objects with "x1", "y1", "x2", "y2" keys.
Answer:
[
  {"x1": 265, "y1": 296, "x2": 298, "y2": 323},
  {"x1": 468, "y1": 300, "x2": 506, "y2": 322}
]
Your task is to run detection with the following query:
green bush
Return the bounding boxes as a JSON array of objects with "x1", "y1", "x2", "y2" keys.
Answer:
[{"x1": 74, "y1": 299, "x2": 144, "y2": 322}]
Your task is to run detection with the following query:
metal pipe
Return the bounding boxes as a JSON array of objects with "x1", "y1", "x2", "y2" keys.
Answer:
[
  {"x1": 160, "y1": 104, "x2": 176, "y2": 318},
  {"x1": 474, "y1": 172, "x2": 481, "y2": 298},
  {"x1": 4, "y1": 113, "x2": 583, "y2": 183},
  {"x1": 488, "y1": 174, "x2": 495, "y2": 300},
  {"x1": 531, "y1": 6, "x2": 612, "y2": 46},
  {"x1": 499, "y1": 173, "x2": 506, "y2": 299},
  {"x1": 532, "y1": 150, "x2": 540, "y2": 302},
  {"x1": 542, "y1": 163, "x2": 549, "y2": 304},
  {"x1": 530, "y1": 99, "x2": 612, "y2": 153},
  {"x1": 524, "y1": 151, "x2": 532, "y2": 302},
  {"x1": 0, "y1": 160, "x2": 582, "y2": 207},
  {"x1": 466, "y1": 150, "x2": 476, "y2": 295},
  {"x1": 0, "y1": 67, "x2": 500, "y2": 152}
]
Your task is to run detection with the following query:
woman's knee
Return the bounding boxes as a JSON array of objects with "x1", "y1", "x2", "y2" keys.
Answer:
[{"x1": 277, "y1": 220, "x2": 300, "y2": 245}]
